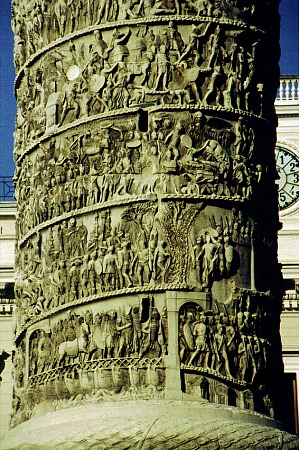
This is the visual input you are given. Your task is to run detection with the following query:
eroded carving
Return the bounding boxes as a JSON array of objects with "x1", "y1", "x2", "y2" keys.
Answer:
[
  {"x1": 12, "y1": 0, "x2": 283, "y2": 431},
  {"x1": 180, "y1": 292, "x2": 276, "y2": 416}
]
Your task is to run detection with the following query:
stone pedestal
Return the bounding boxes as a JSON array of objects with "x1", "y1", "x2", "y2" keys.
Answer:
[{"x1": 2, "y1": 401, "x2": 299, "y2": 450}]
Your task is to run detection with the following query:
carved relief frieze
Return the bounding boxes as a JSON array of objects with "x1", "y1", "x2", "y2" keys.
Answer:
[
  {"x1": 14, "y1": 201, "x2": 256, "y2": 335},
  {"x1": 13, "y1": 19, "x2": 273, "y2": 156},
  {"x1": 12, "y1": 0, "x2": 276, "y2": 66},
  {"x1": 28, "y1": 300, "x2": 167, "y2": 373},
  {"x1": 179, "y1": 292, "x2": 277, "y2": 416},
  {"x1": 11, "y1": 298, "x2": 167, "y2": 428},
  {"x1": 15, "y1": 108, "x2": 266, "y2": 242},
  {"x1": 15, "y1": 201, "x2": 185, "y2": 327},
  {"x1": 187, "y1": 208, "x2": 253, "y2": 292}
]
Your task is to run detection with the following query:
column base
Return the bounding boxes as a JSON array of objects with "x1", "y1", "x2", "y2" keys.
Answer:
[{"x1": 2, "y1": 400, "x2": 299, "y2": 449}]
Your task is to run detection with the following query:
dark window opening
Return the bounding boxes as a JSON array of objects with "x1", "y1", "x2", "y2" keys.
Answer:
[
  {"x1": 283, "y1": 278, "x2": 296, "y2": 293},
  {"x1": 281, "y1": 372, "x2": 298, "y2": 435}
]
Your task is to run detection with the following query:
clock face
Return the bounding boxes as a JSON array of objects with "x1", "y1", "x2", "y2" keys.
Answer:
[{"x1": 275, "y1": 146, "x2": 299, "y2": 211}]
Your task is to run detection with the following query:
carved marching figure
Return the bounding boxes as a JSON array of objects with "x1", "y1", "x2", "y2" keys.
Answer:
[
  {"x1": 192, "y1": 236, "x2": 205, "y2": 284},
  {"x1": 188, "y1": 314, "x2": 209, "y2": 367},
  {"x1": 117, "y1": 309, "x2": 133, "y2": 357},
  {"x1": 214, "y1": 323, "x2": 232, "y2": 378},
  {"x1": 132, "y1": 306, "x2": 143, "y2": 355},
  {"x1": 102, "y1": 246, "x2": 119, "y2": 291},
  {"x1": 92, "y1": 314, "x2": 105, "y2": 359}
]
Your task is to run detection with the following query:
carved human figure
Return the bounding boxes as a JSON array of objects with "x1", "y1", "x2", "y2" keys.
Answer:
[
  {"x1": 153, "y1": 44, "x2": 169, "y2": 91},
  {"x1": 160, "y1": 307, "x2": 168, "y2": 355},
  {"x1": 117, "y1": 241, "x2": 133, "y2": 288},
  {"x1": 60, "y1": 86, "x2": 80, "y2": 126},
  {"x1": 188, "y1": 314, "x2": 208, "y2": 367},
  {"x1": 52, "y1": 321, "x2": 66, "y2": 367},
  {"x1": 103, "y1": 246, "x2": 119, "y2": 291},
  {"x1": 202, "y1": 65, "x2": 222, "y2": 106},
  {"x1": 214, "y1": 323, "x2": 232, "y2": 378},
  {"x1": 88, "y1": 252, "x2": 98, "y2": 295},
  {"x1": 37, "y1": 330, "x2": 52, "y2": 373},
  {"x1": 67, "y1": 218, "x2": 88, "y2": 258},
  {"x1": 163, "y1": 21, "x2": 184, "y2": 61},
  {"x1": 237, "y1": 312, "x2": 258, "y2": 382},
  {"x1": 69, "y1": 259, "x2": 81, "y2": 300},
  {"x1": 90, "y1": 29, "x2": 108, "y2": 61},
  {"x1": 192, "y1": 235, "x2": 204, "y2": 284},
  {"x1": 80, "y1": 255, "x2": 90, "y2": 297},
  {"x1": 223, "y1": 235, "x2": 234, "y2": 275},
  {"x1": 75, "y1": 315, "x2": 90, "y2": 361},
  {"x1": 107, "y1": 28, "x2": 131, "y2": 65},
  {"x1": 105, "y1": 311, "x2": 118, "y2": 358},
  {"x1": 140, "y1": 306, "x2": 162, "y2": 358},
  {"x1": 198, "y1": 232, "x2": 219, "y2": 288},
  {"x1": 117, "y1": 310, "x2": 133, "y2": 357},
  {"x1": 29, "y1": 333, "x2": 39, "y2": 376},
  {"x1": 181, "y1": 312, "x2": 195, "y2": 362},
  {"x1": 53, "y1": 0, "x2": 68, "y2": 36},
  {"x1": 132, "y1": 239, "x2": 150, "y2": 285},
  {"x1": 50, "y1": 261, "x2": 63, "y2": 307},
  {"x1": 92, "y1": 314, "x2": 105, "y2": 359},
  {"x1": 197, "y1": 0, "x2": 214, "y2": 16},
  {"x1": 232, "y1": 155, "x2": 250, "y2": 197},
  {"x1": 207, "y1": 25, "x2": 221, "y2": 69},
  {"x1": 206, "y1": 314, "x2": 217, "y2": 370},
  {"x1": 96, "y1": 0, "x2": 117, "y2": 23},
  {"x1": 225, "y1": 315, "x2": 237, "y2": 376},
  {"x1": 120, "y1": 0, "x2": 141, "y2": 19},
  {"x1": 153, "y1": 240, "x2": 171, "y2": 284},
  {"x1": 176, "y1": 23, "x2": 210, "y2": 66}
]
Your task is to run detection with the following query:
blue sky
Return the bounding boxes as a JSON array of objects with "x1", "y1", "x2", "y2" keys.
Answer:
[{"x1": 0, "y1": 0, "x2": 298, "y2": 177}]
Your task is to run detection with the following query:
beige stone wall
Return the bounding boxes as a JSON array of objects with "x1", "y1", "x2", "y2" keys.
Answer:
[
  {"x1": 281, "y1": 312, "x2": 299, "y2": 353},
  {"x1": 0, "y1": 202, "x2": 15, "y2": 284}
]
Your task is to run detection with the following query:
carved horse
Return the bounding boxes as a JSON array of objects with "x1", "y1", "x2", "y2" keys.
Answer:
[{"x1": 58, "y1": 336, "x2": 95, "y2": 365}]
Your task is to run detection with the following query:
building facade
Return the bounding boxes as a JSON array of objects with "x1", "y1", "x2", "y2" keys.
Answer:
[
  {"x1": 276, "y1": 75, "x2": 299, "y2": 434},
  {"x1": 0, "y1": 200, "x2": 16, "y2": 440}
]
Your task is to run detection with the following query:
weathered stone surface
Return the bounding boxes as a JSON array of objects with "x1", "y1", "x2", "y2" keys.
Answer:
[
  {"x1": 2, "y1": 401, "x2": 299, "y2": 450},
  {"x1": 9, "y1": 0, "x2": 299, "y2": 446}
]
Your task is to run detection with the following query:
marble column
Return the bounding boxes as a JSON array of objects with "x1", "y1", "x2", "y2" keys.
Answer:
[{"x1": 6, "y1": 0, "x2": 299, "y2": 448}]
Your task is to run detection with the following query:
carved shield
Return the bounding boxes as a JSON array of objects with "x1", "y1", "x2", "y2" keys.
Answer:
[
  {"x1": 66, "y1": 65, "x2": 80, "y2": 81},
  {"x1": 126, "y1": 139, "x2": 142, "y2": 148},
  {"x1": 90, "y1": 74, "x2": 106, "y2": 93},
  {"x1": 180, "y1": 134, "x2": 193, "y2": 148},
  {"x1": 187, "y1": 67, "x2": 200, "y2": 82},
  {"x1": 225, "y1": 245, "x2": 234, "y2": 263}
]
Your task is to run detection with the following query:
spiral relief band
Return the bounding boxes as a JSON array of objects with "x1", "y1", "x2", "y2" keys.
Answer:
[{"x1": 10, "y1": 0, "x2": 286, "y2": 442}]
